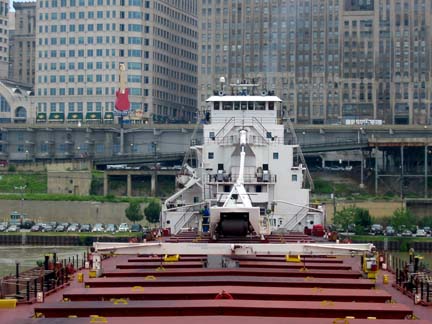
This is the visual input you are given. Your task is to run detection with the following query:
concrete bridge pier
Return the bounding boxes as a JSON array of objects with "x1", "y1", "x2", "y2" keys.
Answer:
[
  {"x1": 103, "y1": 173, "x2": 108, "y2": 196},
  {"x1": 127, "y1": 174, "x2": 132, "y2": 196},
  {"x1": 151, "y1": 172, "x2": 157, "y2": 196}
]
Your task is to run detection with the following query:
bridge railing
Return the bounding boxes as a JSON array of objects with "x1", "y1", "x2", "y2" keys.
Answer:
[{"x1": 301, "y1": 139, "x2": 369, "y2": 153}]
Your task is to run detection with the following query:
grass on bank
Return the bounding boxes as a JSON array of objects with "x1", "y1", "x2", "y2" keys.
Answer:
[{"x1": 0, "y1": 173, "x2": 47, "y2": 194}]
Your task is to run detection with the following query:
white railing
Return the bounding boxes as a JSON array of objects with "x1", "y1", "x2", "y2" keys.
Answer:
[
  {"x1": 173, "y1": 211, "x2": 197, "y2": 235},
  {"x1": 281, "y1": 208, "x2": 310, "y2": 231}
]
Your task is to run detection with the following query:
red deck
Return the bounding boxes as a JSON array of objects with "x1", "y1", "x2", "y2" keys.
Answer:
[
  {"x1": 2, "y1": 234, "x2": 432, "y2": 324},
  {"x1": 15, "y1": 318, "x2": 432, "y2": 324},
  {"x1": 34, "y1": 299, "x2": 413, "y2": 319},
  {"x1": 62, "y1": 286, "x2": 391, "y2": 302}
]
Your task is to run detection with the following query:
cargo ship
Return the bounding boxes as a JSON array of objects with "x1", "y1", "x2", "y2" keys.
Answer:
[
  {"x1": 2, "y1": 86, "x2": 432, "y2": 324},
  {"x1": 162, "y1": 81, "x2": 324, "y2": 239}
]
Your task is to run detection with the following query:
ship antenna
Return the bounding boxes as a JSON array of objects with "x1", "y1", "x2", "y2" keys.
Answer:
[{"x1": 219, "y1": 76, "x2": 226, "y2": 92}]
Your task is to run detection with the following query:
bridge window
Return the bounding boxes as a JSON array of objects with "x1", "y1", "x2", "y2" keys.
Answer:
[
  {"x1": 292, "y1": 174, "x2": 298, "y2": 182},
  {"x1": 256, "y1": 102, "x2": 265, "y2": 110},
  {"x1": 269, "y1": 102, "x2": 274, "y2": 110},
  {"x1": 241, "y1": 102, "x2": 247, "y2": 110},
  {"x1": 213, "y1": 102, "x2": 220, "y2": 110},
  {"x1": 222, "y1": 102, "x2": 233, "y2": 110},
  {"x1": 248, "y1": 102, "x2": 254, "y2": 110},
  {"x1": 273, "y1": 152, "x2": 279, "y2": 159}
]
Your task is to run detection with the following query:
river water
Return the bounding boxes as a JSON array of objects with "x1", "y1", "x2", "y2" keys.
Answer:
[{"x1": 0, "y1": 246, "x2": 87, "y2": 277}]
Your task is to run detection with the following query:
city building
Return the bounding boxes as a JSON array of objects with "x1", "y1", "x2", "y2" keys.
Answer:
[
  {"x1": 198, "y1": 0, "x2": 432, "y2": 125},
  {"x1": 35, "y1": 0, "x2": 198, "y2": 124},
  {"x1": 0, "y1": 0, "x2": 9, "y2": 78},
  {"x1": 8, "y1": 1, "x2": 36, "y2": 86}
]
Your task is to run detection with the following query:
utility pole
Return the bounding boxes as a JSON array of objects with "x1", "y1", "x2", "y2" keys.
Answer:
[{"x1": 14, "y1": 185, "x2": 27, "y2": 216}]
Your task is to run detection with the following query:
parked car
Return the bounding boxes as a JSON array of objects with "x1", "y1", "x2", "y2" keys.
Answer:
[
  {"x1": 424, "y1": 227, "x2": 431, "y2": 235},
  {"x1": 30, "y1": 224, "x2": 42, "y2": 232},
  {"x1": 105, "y1": 224, "x2": 118, "y2": 233},
  {"x1": 21, "y1": 220, "x2": 35, "y2": 229},
  {"x1": 370, "y1": 224, "x2": 383, "y2": 235},
  {"x1": 80, "y1": 224, "x2": 91, "y2": 232},
  {"x1": 67, "y1": 224, "x2": 80, "y2": 232},
  {"x1": 92, "y1": 224, "x2": 104, "y2": 232},
  {"x1": 385, "y1": 226, "x2": 395, "y2": 236},
  {"x1": 6, "y1": 225, "x2": 19, "y2": 232},
  {"x1": 130, "y1": 224, "x2": 143, "y2": 232},
  {"x1": 55, "y1": 224, "x2": 66, "y2": 232},
  {"x1": 415, "y1": 229, "x2": 427, "y2": 237},
  {"x1": 43, "y1": 225, "x2": 54, "y2": 232},
  {"x1": 49, "y1": 221, "x2": 58, "y2": 228},
  {"x1": 0, "y1": 222, "x2": 8, "y2": 232},
  {"x1": 401, "y1": 229, "x2": 413, "y2": 237},
  {"x1": 118, "y1": 223, "x2": 130, "y2": 232}
]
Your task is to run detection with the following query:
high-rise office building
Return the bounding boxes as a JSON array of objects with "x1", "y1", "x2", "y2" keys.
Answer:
[
  {"x1": 9, "y1": 1, "x2": 36, "y2": 85},
  {"x1": 35, "y1": 0, "x2": 198, "y2": 124},
  {"x1": 0, "y1": 0, "x2": 9, "y2": 78},
  {"x1": 198, "y1": 0, "x2": 432, "y2": 125}
]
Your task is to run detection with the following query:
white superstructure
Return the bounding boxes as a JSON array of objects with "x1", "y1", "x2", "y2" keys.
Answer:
[{"x1": 162, "y1": 83, "x2": 324, "y2": 237}]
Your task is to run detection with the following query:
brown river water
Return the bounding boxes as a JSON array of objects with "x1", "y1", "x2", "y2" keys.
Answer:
[{"x1": 0, "y1": 246, "x2": 87, "y2": 277}]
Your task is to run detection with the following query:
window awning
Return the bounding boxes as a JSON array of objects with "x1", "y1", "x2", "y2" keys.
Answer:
[
  {"x1": 49, "y1": 112, "x2": 64, "y2": 121},
  {"x1": 86, "y1": 112, "x2": 102, "y2": 120},
  {"x1": 67, "y1": 112, "x2": 83, "y2": 121},
  {"x1": 36, "y1": 113, "x2": 47, "y2": 121},
  {"x1": 104, "y1": 112, "x2": 114, "y2": 120}
]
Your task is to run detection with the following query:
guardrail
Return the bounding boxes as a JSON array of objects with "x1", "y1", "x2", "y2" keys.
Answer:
[{"x1": 301, "y1": 139, "x2": 369, "y2": 153}]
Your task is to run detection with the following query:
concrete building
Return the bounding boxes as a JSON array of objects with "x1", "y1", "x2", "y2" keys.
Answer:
[
  {"x1": 9, "y1": 1, "x2": 36, "y2": 85},
  {"x1": 35, "y1": 0, "x2": 198, "y2": 124},
  {"x1": 0, "y1": 0, "x2": 9, "y2": 78},
  {"x1": 198, "y1": 0, "x2": 432, "y2": 125}
]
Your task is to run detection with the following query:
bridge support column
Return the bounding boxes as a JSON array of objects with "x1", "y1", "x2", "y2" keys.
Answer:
[
  {"x1": 151, "y1": 172, "x2": 157, "y2": 196},
  {"x1": 360, "y1": 151, "x2": 364, "y2": 189},
  {"x1": 375, "y1": 147, "x2": 379, "y2": 195},
  {"x1": 127, "y1": 174, "x2": 132, "y2": 197},
  {"x1": 103, "y1": 173, "x2": 108, "y2": 196}
]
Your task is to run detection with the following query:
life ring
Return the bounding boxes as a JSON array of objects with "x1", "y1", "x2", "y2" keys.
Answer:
[{"x1": 214, "y1": 290, "x2": 234, "y2": 300}]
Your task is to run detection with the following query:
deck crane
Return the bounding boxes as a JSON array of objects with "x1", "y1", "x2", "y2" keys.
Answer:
[{"x1": 209, "y1": 129, "x2": 261, "y2": 239}]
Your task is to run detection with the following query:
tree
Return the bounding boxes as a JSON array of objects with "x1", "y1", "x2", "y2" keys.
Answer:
[
  {"x1": 125, "y1": 201, "x2": 144, "y2": 224},
  {"x1": 333, "y1": 206, "x2": 356, "y2": 232},
  {"x1": 390, "y1": 208, "x2": 415, "y2": 232},
  {"x1": 353, "y1": 207, "x2": 372, "y2": 234},
  {"x1": 144, "y1": 200, "x2": 161, "y2": 223}
]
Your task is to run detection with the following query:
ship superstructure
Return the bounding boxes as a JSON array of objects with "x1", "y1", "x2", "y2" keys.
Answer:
[{"x1": 162, "y1": 82, "x2": 324, "y2": 237}]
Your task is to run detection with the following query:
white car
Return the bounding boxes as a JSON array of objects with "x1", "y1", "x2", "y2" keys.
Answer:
[
  {"x1": 415, "y1": 229, "x2": 426, "y2": 237},
  {"x1": 118, "y1": 223, "x2": 130, "y2": 232}
]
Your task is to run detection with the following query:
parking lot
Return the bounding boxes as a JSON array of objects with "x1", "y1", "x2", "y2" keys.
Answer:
[{"x1": 0, "y1": 221, "x2": 149, "y2": 235}]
